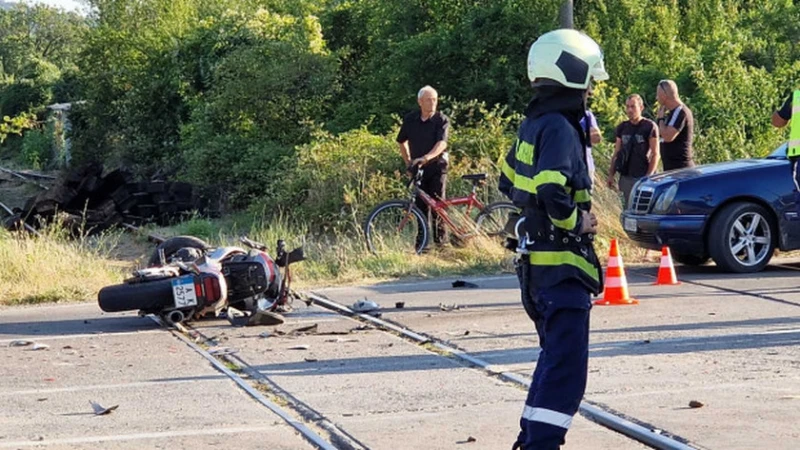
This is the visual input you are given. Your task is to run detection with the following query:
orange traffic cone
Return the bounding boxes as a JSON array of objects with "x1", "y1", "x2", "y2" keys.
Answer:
[
  {"x1": 594, "y1": 239, "x2": 638, "y2": 306},
  {"x1": 654, "y1": 246, "x2": 680, "y2": 285}
]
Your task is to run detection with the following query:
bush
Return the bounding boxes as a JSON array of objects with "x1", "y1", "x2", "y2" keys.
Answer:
[
  {"x1": 278, "y1": 100, "x2": 520, "y2": 232},
  {"x1": 280, "y1": 126, "x2": 405, "y2": 231},
  {"x1": 19, "y1": 119, "x2": 56, "y2": 169}
]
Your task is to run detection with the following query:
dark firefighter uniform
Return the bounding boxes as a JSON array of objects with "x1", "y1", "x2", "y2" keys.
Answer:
[{"x1": 499, "y1": 104, "x2": 604, "y2": 450}]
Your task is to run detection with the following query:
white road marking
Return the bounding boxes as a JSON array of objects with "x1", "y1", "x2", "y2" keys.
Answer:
[
  {"x1": 0, "y1": 426, "x2": 276, "y2": 448},
  {"x1": 0, "y1": 378, "x2": 221, "y2": 397},
  {"x1": 0, "y1": 329, "x2": 163, "y2": 344}
]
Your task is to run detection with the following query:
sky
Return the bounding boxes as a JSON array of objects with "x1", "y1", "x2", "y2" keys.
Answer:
[{"x1": 7, "y1": 0, "x2": 86, "y2": 13}]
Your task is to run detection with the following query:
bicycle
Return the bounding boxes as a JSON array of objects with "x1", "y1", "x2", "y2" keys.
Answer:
[{"x1": 363, "y1": 167, "x2": 519, "y2": 254}]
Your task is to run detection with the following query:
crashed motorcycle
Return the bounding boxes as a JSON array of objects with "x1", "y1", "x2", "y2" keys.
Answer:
[{"x1": 97, "y1": 236, "x2": 305, "y2": 324}]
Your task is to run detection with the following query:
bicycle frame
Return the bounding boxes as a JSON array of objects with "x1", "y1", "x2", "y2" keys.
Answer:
[{"x1": 405, "y1": 169, "x2": 488, "y2": 240}]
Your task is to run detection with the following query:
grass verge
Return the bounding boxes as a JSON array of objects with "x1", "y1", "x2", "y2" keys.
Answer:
[
  {"x1": 0, "y1": 180, "x2": 652, "y2": 306},
  {"x1": 0, "y1": 226, "x2": 125, "y2": 306}
]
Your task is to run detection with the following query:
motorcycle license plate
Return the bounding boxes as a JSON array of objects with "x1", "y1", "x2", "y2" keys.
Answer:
[
  {"x1": 171, "y1": 276, "x2": 198, "y2": 308},
  {"x1": 624, "y1": 217, "x2": 637, "y2": 232}
]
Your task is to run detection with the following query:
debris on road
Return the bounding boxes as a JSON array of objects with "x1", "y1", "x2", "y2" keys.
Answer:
[
  {"x1": 89, "y1": 401, "x2": 119, "y2": 415},
  {"x1": 352, "y1": 298, "x2": 380, "y2": 313},
  {"x1": 28, "y1": 343, "x2": 51, "y2": 351},
  {"x1": 304, "y1": 357, "x2": 319, "y2": 362},
  {"x1": 288, "y1": 345, "x2": 310, "y2": 351},
  {"x1": 287, "y1": 324, "x2": 318, "y2": 336},
  {"x1": 9, "y1": 340, "x2": 34, "y2": 347},
  {"x1": 688, "y1": 400, "x2": 704, "y2": 409},
  {"x1": 439, "y1": 303, "x2": 462, "y2": 312},
  {"x1": 247, "y1": 310, "x2": 285, "y2": 326},
  {"x1": 324, "y1": 338, "x2": 359, "y2": 343},
  {"x1": 209, "y1": 347, "x2": 239, "y2": 356},
  {"x1": 457, "y1": 436, "x2": 478, "y2": 444},
  {"x1": 395, "y1": 301, "x2": 405, "y2": 309},
  {"x1": 452, "y1": 280, "x2": 479, "y2": 288}
]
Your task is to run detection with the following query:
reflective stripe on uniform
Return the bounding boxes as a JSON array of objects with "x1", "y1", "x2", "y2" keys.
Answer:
[
  {"x1": 513, "y1": 170, "x2": 568, "y2": 195},
  {"x1": 501, "y1": 158, "x2": 516, "y2": 182},
  {"x1": 528, "y1": 251, "x2": 600, "y2": 283},
  {"x1": 522, "y1": 406, "x2": 573, "y2": 429},
  {"x1": 514, "y1": 173, "x2": 538, "y2": 194},
  {"x1": 789, "y1": 90, "x2": 800, "y2": 158},
  {"x1": 517, "y1": 140, "x2": 534, "y2": 165},
  {"x1": 574, "y1": 189, "x2": 591, "y2": 203},
  {"x1": 550, "y1": 207, "x2": 577, "y2": 230},
  {"x1": 532, "y1": 170, "x2": 567, "y2": 187}
]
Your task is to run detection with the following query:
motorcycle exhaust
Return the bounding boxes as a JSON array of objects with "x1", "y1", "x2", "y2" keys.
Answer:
[{"x1": 166, "y1": 310, "x2": 185, "y2": 324}]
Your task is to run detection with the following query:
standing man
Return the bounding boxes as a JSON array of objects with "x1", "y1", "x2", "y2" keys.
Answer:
[
  {"x1": 771, "y1": 90, "x2": 795, "y2": 129},
  {"x1": 498, "y1": 29, "x2": 606, "y2": 450},
  {"x1": 607, "y1": 94, "x2": 660, "y2": 207},
  {"x1": 396, "y1": 85, "x2": 450, "y2": 247},
  {"x1": 655, "y1": 79, "x2": 695, "y2": 171},
  {"x1": 771, "y1": 89, "x2": 800, "y2": 190}
]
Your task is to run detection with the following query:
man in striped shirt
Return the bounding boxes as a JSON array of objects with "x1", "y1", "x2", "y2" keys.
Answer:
[{"x1": 655, "y1": 79, "x2": 695, "y2": 171}]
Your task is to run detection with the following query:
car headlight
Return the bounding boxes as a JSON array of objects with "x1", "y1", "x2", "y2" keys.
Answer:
[{"x1": 652, "y1": 184, "x2": 678, "y2": 214}]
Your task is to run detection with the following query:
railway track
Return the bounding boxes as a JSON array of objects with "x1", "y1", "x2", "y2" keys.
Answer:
[{"x1": 155, "y1": 290, "x2": 700, "y2": 450}]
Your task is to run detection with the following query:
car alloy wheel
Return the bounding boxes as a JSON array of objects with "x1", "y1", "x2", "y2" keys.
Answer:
[{"x1": 727, "y1": 211, "x2": 771, "y2": 267}]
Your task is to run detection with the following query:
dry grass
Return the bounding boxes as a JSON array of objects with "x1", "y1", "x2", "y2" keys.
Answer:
[
  {"x1": 150, "y1": 216, "x2": 514, "y2": 288},
  {"x1": 0, "y1": 227, "x2": 124, "y2": 306},
  {"x1": 0, "y1": 180, "x2": 649, "y2": 307}
]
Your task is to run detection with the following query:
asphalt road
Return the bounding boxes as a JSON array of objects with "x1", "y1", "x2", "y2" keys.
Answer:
[{"x1": 2, "y1": 260, "x2": 800, "y2": 449}]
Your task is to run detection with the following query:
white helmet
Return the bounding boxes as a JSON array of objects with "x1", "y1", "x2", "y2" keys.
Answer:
[{"x1": 527, "y1": 29, "x2": 609, "y2": 90}]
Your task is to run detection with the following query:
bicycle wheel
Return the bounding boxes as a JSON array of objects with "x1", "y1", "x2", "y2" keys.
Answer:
[
  {"x1": 476, "y1": 201, "x2": 519, "y2": 239},
  {"x1": 364, "y1": 200, "x2": 429, "y2": 255}
]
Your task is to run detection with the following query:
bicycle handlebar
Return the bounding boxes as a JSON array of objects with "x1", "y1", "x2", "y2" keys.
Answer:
[{"x1": 407, "y1": 164, "x2": 424, "y2": 189}]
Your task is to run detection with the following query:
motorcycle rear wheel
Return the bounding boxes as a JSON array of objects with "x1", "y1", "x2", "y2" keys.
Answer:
[{"x1": 98, "y1": 279, "x2": 176, "y2": 314}]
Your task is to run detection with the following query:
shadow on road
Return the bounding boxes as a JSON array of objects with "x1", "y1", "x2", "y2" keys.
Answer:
[{"x1": 0, "y1": 315, "x2": 159, "y2": 339}]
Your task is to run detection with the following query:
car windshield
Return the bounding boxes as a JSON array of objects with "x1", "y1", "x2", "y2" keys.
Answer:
[{"x1": 765, "y1": 143, "x2": 788, "y2": 159}]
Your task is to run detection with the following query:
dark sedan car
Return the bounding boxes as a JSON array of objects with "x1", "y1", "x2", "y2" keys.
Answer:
[{"x1": 621, "y1": 144, "x2": 799, "y2": 273}]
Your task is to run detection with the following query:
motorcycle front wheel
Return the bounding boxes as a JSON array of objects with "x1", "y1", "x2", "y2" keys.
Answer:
[{"x1": 147, "y1": 236, "x2": 210, "y2": 267}]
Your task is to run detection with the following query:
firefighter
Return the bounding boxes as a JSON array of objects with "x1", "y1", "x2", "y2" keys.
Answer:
[{"x1": 498, "y1": 29, "x2": 607, "y2": 450}]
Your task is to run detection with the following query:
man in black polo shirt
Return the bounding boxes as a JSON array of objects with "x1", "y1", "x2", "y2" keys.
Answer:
[
  {"x1": 396, "y1": 85, "x2": 450, "y2": 246},
  {"x1": 655, "y1": 79, "x2": 695, "y2": 171}
]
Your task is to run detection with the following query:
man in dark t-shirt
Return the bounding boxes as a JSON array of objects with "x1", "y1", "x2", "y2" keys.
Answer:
[
  {"x1": 655, "y1": 79, "x2": 695, "y2": 171},
  {"x1": 396, "y1": 85, "x2": 450, "y2": 246},
  {"x1": 607, "y1": 94, "x2": 660, "y2": 208}
]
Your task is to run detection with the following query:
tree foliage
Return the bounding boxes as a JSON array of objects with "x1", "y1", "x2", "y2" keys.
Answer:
[{"x1": 2, "y1": 0, "x2": 800, "y2": 224}]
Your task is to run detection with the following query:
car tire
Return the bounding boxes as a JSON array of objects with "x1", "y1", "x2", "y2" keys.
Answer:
[
  {"x1": 671, "y1": 253, "x2": 710, "y2": 266},
  {"x1": 708, "y1": 202, "x2": 775, "y2": 273}
]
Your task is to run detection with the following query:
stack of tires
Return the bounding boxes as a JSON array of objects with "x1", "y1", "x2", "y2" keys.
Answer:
[{"x1": 9, "y1": 164, "x2": 206, "y2": 233}]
